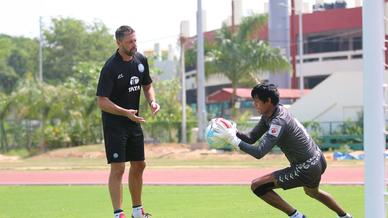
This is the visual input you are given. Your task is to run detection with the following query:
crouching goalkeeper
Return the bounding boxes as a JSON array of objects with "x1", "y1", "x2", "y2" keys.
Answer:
[{"x1": 212, "y1": 83, "x2": 352, "y2": 218}]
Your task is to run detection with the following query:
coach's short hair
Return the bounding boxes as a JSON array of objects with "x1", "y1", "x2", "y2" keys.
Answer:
[
  {"x1": 251, "y1": 83, "x2": 279, "y2": 105},
  {"x1": 115, "y1": 25, "x2": 135, "y2": 41}
]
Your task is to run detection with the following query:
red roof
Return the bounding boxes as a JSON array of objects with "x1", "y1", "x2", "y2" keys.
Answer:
[{"x1": 207, "y1": 88, "x2": 310, "y2": 103}]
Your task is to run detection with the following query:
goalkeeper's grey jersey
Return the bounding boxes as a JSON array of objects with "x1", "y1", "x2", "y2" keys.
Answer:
[{"x1": 237, "y1": 105, "x2": 320, "y2": 165}]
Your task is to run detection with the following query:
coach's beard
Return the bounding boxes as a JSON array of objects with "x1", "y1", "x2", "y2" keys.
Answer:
[{"x1": 124, "y1": 47, "x2": 137, "y2": 57}]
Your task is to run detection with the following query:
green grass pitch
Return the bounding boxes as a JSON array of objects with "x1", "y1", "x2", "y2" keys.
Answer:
[{"x1": 0, "y1": 185, "x2": 364, "y2": 218}]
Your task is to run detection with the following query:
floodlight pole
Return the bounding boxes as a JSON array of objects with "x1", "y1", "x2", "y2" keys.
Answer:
[
  {"x1": 290, "y1": 0, "x2": 297, "y2": 89},
  {"x1": 298, "y1": 0, "x2": 304, "y2": 95},
  {"x1": 39, "y1": 16, "x2": 43, "y2": 81},
  {"x1": 196, "y1": 0, "x2": 207, "y2": 142},
  {"x1": 363, "y1": 0, "x2": 386, "y2": 217},
  {"x1": 180, "y1": 23, "x2": 187, "y2": 144}
]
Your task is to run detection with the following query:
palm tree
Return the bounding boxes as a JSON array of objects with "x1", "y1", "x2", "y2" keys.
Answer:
[{"x1": 206, "y1": 14, "x2": 290, "y2": 117}]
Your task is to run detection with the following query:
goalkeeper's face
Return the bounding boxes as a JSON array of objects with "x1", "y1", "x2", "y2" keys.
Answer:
[{"x1": 253, "y1": 97, "x2": 272, "y2": 117}]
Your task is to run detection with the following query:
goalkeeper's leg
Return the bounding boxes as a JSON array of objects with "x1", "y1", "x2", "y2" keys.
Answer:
[{"x1": 251, "y1": 173, "x2": 306, "y2": 217}]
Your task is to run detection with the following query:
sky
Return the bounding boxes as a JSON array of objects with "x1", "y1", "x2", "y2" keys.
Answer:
[
  {"x1": 1, "y1": 0, "x2": 356, "y2": 53},
  {"x1": 0, "y1": 0, "x2": 268, "y2": 52}
]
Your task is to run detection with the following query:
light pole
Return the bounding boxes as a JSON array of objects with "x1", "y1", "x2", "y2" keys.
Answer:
[
  {"x1": 180, "y1": 21, "x2": 189, "y2": 144},
  {"x1": 297, "y1": 0, "x2": 304, "y2": 95},
  {"x1": 196, "y1": 0, "x2": 207, "y2": 142},
  {"x1": 291, "y1": 0, "x2": 297, "y2": 89},
  {"x1": 279, "y1": 1, "x2": 304, "y2": 93},
  {"x1": 39, "y1": 16, "x2": 43, "y2": 81}
]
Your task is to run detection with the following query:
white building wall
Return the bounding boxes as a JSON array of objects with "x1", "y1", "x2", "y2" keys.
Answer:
[
  {"x1": 298, "y1": 50, "x2": 363, "y2": 77},
  {"x1": 386, "y1": 2, "x2": 388, "y2": 35},
  {"x1": 186, "y1": 71, "x2": 230, "y2": 89},
  {"x1": 289, "y1": 71, "x2": 388, "y2": 123}
]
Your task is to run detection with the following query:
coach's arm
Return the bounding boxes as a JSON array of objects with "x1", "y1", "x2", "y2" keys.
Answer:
[{"x1": 97, "y1": 96, "x2": 145, "y2": 123}]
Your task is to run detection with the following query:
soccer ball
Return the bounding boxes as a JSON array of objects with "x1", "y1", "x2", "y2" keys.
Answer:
[{"x1": 205, "y1": 118, "x2": 234, "y2": 150}]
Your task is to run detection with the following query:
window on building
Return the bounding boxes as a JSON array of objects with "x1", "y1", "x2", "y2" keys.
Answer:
[
  {"x1": 322, "y1": 56, "x2": 348, "y2": 61},
  {"x1": 339, "y1": 38, "x2": 349, "y2": 51},
  {"x1": 304, "y1": 75, "x2": 330, "y2": 89},
  {"x1": 352, "y1": 36, "x2": 362, "y2": 50},
  {"x1": 351, "y1": 54, "x2": 362, "y2": 59},
  {"x1": 306, "y1": 35, "x2": 341, "y2": 54}
]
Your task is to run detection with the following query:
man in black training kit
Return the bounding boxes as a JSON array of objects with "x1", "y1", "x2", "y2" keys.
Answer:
[
  {"x1": 213, "y1": 83, "x2": 352, "y2": 218},
  {"x1": 96, "y1": 25, "x2": 159, "y2": 218}
]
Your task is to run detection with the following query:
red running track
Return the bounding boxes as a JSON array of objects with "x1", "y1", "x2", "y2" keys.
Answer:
[{"x1": 0, "y1": 167, "x2": 366, "y2": 185}]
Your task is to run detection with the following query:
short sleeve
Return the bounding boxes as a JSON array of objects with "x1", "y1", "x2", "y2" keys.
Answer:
[
  {"x1": 96, "y1": 65, "x2": 114, "y2": 97},
  {"x1": 141, "y1": 57, "x2": 152, "y2": 86}
]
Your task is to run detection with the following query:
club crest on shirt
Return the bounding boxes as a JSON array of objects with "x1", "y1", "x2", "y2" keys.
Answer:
[
  {"x1": 138, "y1": 63, "x2": 145, "y2": 73},
  {"x1": 268, "y1": 124, "x2": 282, "y2": 137}
]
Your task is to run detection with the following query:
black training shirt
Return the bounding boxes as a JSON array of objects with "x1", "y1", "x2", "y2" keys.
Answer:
[{"x1": 96, "y1": 51, "x2": 152, "y2": 123}]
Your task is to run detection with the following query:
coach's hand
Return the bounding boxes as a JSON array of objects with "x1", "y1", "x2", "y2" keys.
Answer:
[
  {"x1": 213, "y1": 124, "x2": 241, "y2": 148},
  {"x1": 150, "y1": 101, "x2": 160, "y2": 115},
  {"x1": 127, "y1": 109, "x2": 145, "y2": 123}
]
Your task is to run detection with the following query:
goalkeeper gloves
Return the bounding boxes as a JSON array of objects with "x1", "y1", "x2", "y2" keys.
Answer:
[{"x1": 212, "y1": 122, "x2": 241, "y2": 148}]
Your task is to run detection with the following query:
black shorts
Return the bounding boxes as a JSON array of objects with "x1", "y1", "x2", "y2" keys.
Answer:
[
  {"x1": 274, "y1": 152, "x2": 327, "y2": 190},
  {"x1": 102, "y1": 118, "x2": 145, "y2": 164}
]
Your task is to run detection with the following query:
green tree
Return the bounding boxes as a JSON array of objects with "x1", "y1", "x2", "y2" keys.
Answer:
[
  {"x1": 0, "y1": 93, "x2": 13, "y2": 152},
  {"x1": 7, "y1": 37, "x2": 39, "y2": 78},
  {"x1": 0, "y1": 35, "x2": 39, "y2": 93},
  {"x1": 206, "y1": 14, "x2": 290, "y2": 117},
  {"x1": 43, "y1": 18, "x2": 115, "y2": 83},
  {"x1": 0, "y1": 35, "x2": 13, "y2": 60},
  {"x1": 138, "y1": 58, "x2": 195, "y2": 142},
  {"x1": 0, "y1": 63, "x2": 18, "y2": 93},
  {"x1": 62, "y1": 61, "x2": 103, "y2": 146}
]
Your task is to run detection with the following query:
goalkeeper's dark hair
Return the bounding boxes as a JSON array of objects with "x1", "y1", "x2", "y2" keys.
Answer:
[{"x1": 251, "y1": 83, "x2": 279, "y2": 106}]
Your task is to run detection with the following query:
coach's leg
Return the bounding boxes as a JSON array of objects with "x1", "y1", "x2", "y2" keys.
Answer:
[
  {"x1": 251, "y1": 173, "x2": 296, "y2": 215},
  {"x1": 304, "y1": 186, "x2": 347, "y2": 216},
  {"x1": 109, "y1": 162, "x2": 125, "y2": 211},
  {"x1": 129, "y1": 160, "x2": 146, "y2": 206}
]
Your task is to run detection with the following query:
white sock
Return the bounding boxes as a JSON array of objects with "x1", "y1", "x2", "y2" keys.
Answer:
[
  {"x1": 114, "y1": 211, "x2": 124, "y2": 218},
  {"x1": 339, "y1": 213, "x2": 352, "y2": 218},
  {"x1": 290, "y1": 210, "x2": 304, "y2": 218},
  {"x1": 132, "y1": 205, "x2": 144, "y2": 218}
]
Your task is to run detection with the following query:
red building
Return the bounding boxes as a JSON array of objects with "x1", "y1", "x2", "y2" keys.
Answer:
[{"x1": 184, "y1": 3, "x2": 387, "y2": 117}]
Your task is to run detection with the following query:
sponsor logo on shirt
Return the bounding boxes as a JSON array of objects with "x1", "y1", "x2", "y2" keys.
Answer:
[
  {"x1": 138, "y1": 64, "x2": 145, "y2": 73},
  {"x1": 268, "y1": 124, "x2": 282, "y2": 137},
  {"x1": 117, "y1": 73, "x2": 124, "y2": 79},
  {"x1": 130, "y1": 76, "x2": 139, "y2": 85},
  {"x1": 128, "y1": 86, "x2": 140, "y2": 93},
  {"x1": 128, "y1": 76, "x2": 140, "y2": 93}
]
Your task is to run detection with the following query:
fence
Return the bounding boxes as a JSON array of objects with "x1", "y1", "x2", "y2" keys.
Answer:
[
  {"x1": 0, "y1": 119, "x2": 198, "y2": 153},
  {"x1": 1, "y1": 119, "x2": 379, "y2": 152}
]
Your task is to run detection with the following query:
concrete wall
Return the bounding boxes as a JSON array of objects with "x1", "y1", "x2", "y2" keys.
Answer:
[
  {"x1": 289, "y1": 71, "x2": 388, "y2": 122},
  {"x1": 299, "y1": 50, "x2": 363, "y2": 77}
]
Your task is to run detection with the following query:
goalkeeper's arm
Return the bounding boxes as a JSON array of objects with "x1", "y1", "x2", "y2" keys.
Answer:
[
  {"x1": 213, "y1": 122, "x2": 275, "y2": 159},
  {"x1": 238, "y1": 137, "x2": 275, "y2": 159},
  {"x1": 236, "y1": 124, "x2": 266, "y2": 144}
]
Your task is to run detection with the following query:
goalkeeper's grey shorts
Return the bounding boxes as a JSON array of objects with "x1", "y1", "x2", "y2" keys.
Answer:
[{"x1": 273, "y1": 152, "x2": 327, "y2": 190}]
